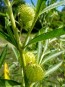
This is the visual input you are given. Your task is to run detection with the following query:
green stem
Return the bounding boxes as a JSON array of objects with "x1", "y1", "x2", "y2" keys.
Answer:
[
  {"x1": 5, "y1": 0, "x2": 20, "y2": 49},
  {"x1": 4, "y1": 0, "x2": 39, "y2": 86},
  {"x1": 4, "y1": 0, "x2": 27, "y2": 86}
]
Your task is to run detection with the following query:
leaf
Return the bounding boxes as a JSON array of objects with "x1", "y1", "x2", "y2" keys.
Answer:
[
  {"x1": 39, "y1": 40, "x2": 49, "y2": 64},
  {"x1": 6, "y1": 27, "x2": 17, "y2": 47},
  {"x1": 40, "y1": 0, "x2": 65, "y2": 15},
  {"x1": 0, "y1": 31, "x2": 16, "y2": 46},
  {"x1": 5, "y1": 17, "x2": 17, "y2": 47},
  {"x1": 0, "y1": 31, "x2": 11, "y2": 42},
  {"x1": 0, "y1": 45, "x2": 8, "y2": 68},
  {"x1": 26, "y1": 28, "x2": 65, "y2": 46},
  {"x1": 0, "y1": 78, "x2": 21, "y2": 86},
  {"x1": 37, "y1": 41, "x2": 43, "y2": 63},
  {"x1": 37, "y1": 31, "x2": 43, "y2": 63},
  {"x1": 5, "y1": 81, "x2": 12, "y2": 87},
  {"x1": 0, "y1": 12, "x2": 6, "y2": 16},
  {"x1": 45, "y1": 61, "x2": 63, "y2": 77},
  {"x1": 36, "y1": 0, "x2": 43, "y2": 13},
  {"x1": 39, "y1": 1, "x2": 46, "y2": 13},
  {"x1": 31, "y1": 0, "x2": 35, "y2": 6},
  {"x1": 11, "y1": 47, "x2": 20, "y2": 60},
  {"x1": 41, "y1": 51, "x2": 64, "y2": 65}
]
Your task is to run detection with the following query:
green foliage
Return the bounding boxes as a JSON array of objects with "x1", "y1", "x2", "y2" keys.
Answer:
[
  {"x1": 0, "y1": 45, "x2": 8, "y2": 68},
  {"x1": 26, "y1": 28, "x2": 65, "y2": 46},
  {"x1": 0, "y1": 0, "x2": 65, "y2": 87},
  {"x1": 0, "y1": 78, "x2": 21, "y2": 87}
]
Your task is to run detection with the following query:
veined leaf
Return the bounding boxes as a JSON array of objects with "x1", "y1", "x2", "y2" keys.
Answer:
[
  {"x1": 0, "y1": 45, "x2": 8, "y2": 68},
  {"x1": 45, "y1": 61, "x2": 63, "y2": 77},
  {"x1": 26, "y1": 28, "x2": 65, "y2": 46},
  {"x1": 40, "y1": 0, "x2": 65, "y2": 15}
]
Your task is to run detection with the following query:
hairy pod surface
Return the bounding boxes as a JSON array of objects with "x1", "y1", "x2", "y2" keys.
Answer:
[
  {"x1": 25, "y1": 64, "x2": 44, "y2": 82},
  {"x1": 18, "y1": 4, "x2": 35, "y2": 30},
  {"x1": 23, "y1": 52, "x2": 36, "y2": 66}
]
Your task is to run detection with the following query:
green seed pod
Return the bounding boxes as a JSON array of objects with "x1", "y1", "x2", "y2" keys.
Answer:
[
  {"x1": 25, "y1": 64, "x2": 44, "y2": 82},
  {"x1": 18, "y1": 4, "x2": 35, "y2": 30},
  {"x1": 23, "y1": 52, "x2": 36, "y2": 66}
]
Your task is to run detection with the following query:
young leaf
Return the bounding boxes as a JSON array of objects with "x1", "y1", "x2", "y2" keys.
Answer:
[
  {"x1": 26, "y1": 28, "x2": 65, "y2": 46},
  {"x1": 45, "y1": 61, "x2": 63, "y2": 77},
  {"x1": 40, "y1": 0, "x2": 65, "y2": 15},
  {"x1": 0, "y1": 45, "x2": 8, "y2": 68}
]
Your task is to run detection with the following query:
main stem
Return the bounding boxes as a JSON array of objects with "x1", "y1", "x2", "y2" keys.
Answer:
[
  {"x1": 4, "y1": 0, "x2": 26, "y2": 86},
  {"x1": 5, "y1": 0, "x2": 20, "y2": 49}
]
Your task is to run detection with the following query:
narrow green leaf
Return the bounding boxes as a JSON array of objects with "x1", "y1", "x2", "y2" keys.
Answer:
[
  {"x1": 5, "y1": 17, "x2": 17, "y2": 47},
  {"x1": 37, "y1": 41, "x2": 42, "y2": 63},
  {"x1": 0, "y1": 45, "x2": 8, "y2": 68},
  {"x1": 27, "y1": 28, "x2": 65, "y2": 46},
  {"x1": 37, "y1": 31, "x2": 43, "y2": 63},
  {"x1": 0, "y1": 31, "x2": 16, "y2": 46},
  {"x1": 11, "y1": 47, "x2": 20, "y2": 60},
  {"x1": 45, "y1": 61, "x2": 63, "y2": 77},
  {"x1": 5, "y1": 81, "x2": 12, "y2": 87},
  {"x1": 0, "y1": 78, "x2": 21, "y2": 86},
  {"x1": 6, "y1": 27, "x2": 17, "y2": 47},
  {"x1": 0, "y1": 31, "x2": 11, "y2": 41},
  {"x1": 36, "y1": 0, "x2": 43, "y2": 13},
  {"x1": 40, "y1": 0, "x2": 65, "y2": 15},
  {"x1": 41, "y1": 51, "x2": 64, "y2": 65},
  {"x1": 31, "y1": 0, "x2": 35, "y2": 6},
  {"x1": 0, "y1": 12, "x2": 6, "y2": 16},
  {"x1": 39, "y1": 1, "x2": 46, "y2": 12},
  {"x1": 39, "y1": 40, "x2": 49, "y2": 64}
]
